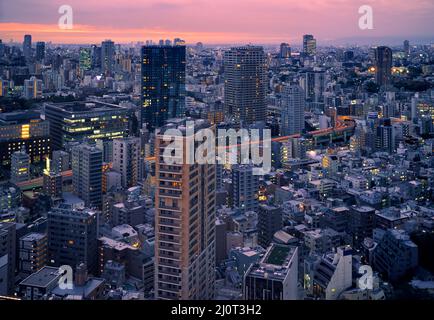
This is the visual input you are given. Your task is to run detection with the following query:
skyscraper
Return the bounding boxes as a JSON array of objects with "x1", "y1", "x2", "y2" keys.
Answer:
[
  {"x1": 280, "y1": 43, "x2": 291, "y2": 59},
  {"x1": 224, "y1": 46, "x2": 266, "y2": 125},
  {"x1": 101, "y1": 40, "x2": 115, "y2": 76},
  {"x1": 303, "y1": 34, "x2": 317, "y2": 56},
  {"x1": 374, "y1": 46, "x2": 393, "y2": 87},
  {"x1": 280, "y1": 84, "x2": 305, "y2": 136},
  {"x1": 71, "y1": 143, "x2": 103, "y2": 209},
  {"x1": 112, "y1": 137, "x2": 142, "y2": 188},
  {"x1": 47, "y1": 205, "x2": 98, "y2": 274},
  {"x1": 79, "y1": 47, "x2": 92, "y2": 72},
  {"x1": 35, "y1": 41, "x2": 45, "y2": 62},
  {"x1": 155, "y1": 119, "x2": 216, "y2": 300},
  {"x1": 403, "y1": 40, "x2": 410, "y2": 56},
  {"x1": 23, "y1": 34, "x2": 32, "y2": 61},
  {"x1": 23, "y1": 76, "x2": 43, "y2": 99},
  {"x1": 141, "y1": 45, "x2": 186, "y2": 130}
]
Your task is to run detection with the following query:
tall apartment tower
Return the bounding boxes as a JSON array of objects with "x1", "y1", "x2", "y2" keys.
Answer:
[
  {"x1": 141, "y1": 45, "x2": 186, "y2": 130},
  {"x1": 113, "y1": 137, "x2": 142, "y2": 188},
  {"x1": 101, "y1": 40, "x2": 115, "y2": 76},
  {"x1": 303, "y1": 34, "x2": 317, "y2": 56},
  {"x1": 280, "y1": 43, "x2": 291, "y2": 59},
  {"x1": 10, "y1": 149, "x2": 30, "y2": 184},
  {"x1": 23, "y1": 34, "x2": 32, "y2": 61},
  {"x1": 47, "y1": 205, "x2": 98, "y2": 274},
  {"x1": 155, "y1": 119, "x2": 216, "y2": 300},
  {"x1": 231, "y1": 164, "x2": 259, "y2": 212},
  {"x1": 224, "y1": 46, "x2": 266, "y2": 125},
  {"x1": 280, "y1": 84, "x2": 305, "y2": 136},
  {"x1": 71, "y1": 143, "x2": 103, "y2": 208},
  {"x1": 374, "y1": 46, "x2": 393, "y2": 87}
]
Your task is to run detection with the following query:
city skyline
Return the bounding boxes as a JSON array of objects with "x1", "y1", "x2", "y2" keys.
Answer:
[{"x1": 0, "y1": 0, "x2": 434, "y2": 45}]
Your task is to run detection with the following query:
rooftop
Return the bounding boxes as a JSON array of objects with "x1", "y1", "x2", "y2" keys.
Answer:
[{"x1": 19, "y1": 266, "x2": 61, "y2": 288}]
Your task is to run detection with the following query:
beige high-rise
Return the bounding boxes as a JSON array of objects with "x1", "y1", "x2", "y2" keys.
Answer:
[{"x1": 155, "y1": 119, "x2": 216, "y2": 300}]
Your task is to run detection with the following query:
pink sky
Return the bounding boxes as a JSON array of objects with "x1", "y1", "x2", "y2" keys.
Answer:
[{"x1": 0, "y1": 0, "x2": 433, "y2": 44}]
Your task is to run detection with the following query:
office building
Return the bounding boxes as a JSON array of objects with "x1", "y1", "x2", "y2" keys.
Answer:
[
  {"x1": 141, "y1": 45, "x2": 186, "y2": 129},
  {"x1": 19, "y1": 232, "x2": 48, "y2": 274},
  {"x1": 10, "y1": 149, "x2": 30, "y2": 184},
  {"x1": 376, "y1": 118, "x2": 395, "y2": 153},
  {"x1": 101, "y1": 40, "x2": 115, "y2": 76},
  {"x1": 18, "y1": 266, "x2": 62, "y2": 300},
  {"x1": 244, "y1": 244, "x2": 298, "y2": 300},
  {"x1": 113, "y1": 137, "x2": 142, "y2": 188},
  {"x1": 280, "y1": 43, "x2": 291, "y2": 59},
  {"x1": 45, "y1": 101, "x2": 129, "y2": 150},
  {"x1": 0, "y1": 111, "x2": 50, "y2": 167},
  {"x1": 232, "y1": 164, "x2": 259, "y2": 212},
  {"x1": 374, "y1": 46, "x2": 393, "y2": 87},
  {"x1": 79, "y1": 47, "x2": 92, "y2": 72},
  {"x1": 258, "y1": 204, "x2": 282, "y2": 248},
  {"x1": 23, "y1": 34, "x2": 32, "y2": 61},
  {"x1": 280, "y1": 84, "x2": 305, "y2": 136},
  {"x1": 303, "y1": 34, "x2": 317, "y2": 56},
  {"x1": 23, "y1": 76, "x2": 43, "y2": 99},
  {"x1": 35, "y1": 41, "x2": 45, "y2": 62},
  {"x1": 47, "y1": 204, "x2": 98, "y2": 274},
  {"x1": 224, "y1": 46, "x2": 266, "y2": 125},
  {"x1": 71, "y1": 143, "x2": 102, "y2": 209},
  {"x1": 0, "y1": 222, "x2": 16, "y2": 296},
  {"x1": 155, "y1": 119, "x2": 216, "y2": 300},
  {"x1": 43, "y1": 158, "x2": 63, "y2": 199}
]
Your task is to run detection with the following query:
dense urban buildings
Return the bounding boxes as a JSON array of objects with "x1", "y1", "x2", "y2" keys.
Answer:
[
  {"x1": 0, "y1": 12, "x2": 434, "y2": 303},
  {"x1": 141, "y1": 45, "x2": 186, "y2": 129}
]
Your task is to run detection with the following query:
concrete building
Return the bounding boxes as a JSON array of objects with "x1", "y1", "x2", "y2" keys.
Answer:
[
  {"x1": 155, "y1": 119, "x2": 216, "y2": 300},
  {"x1": 244, "y1": 244, "x2": 298, "y2": 300},
  {"x1": 113, "y1": 137, "x2": 142, "y2": 188},
  {"x1": 232, "y1": 164, "x2": 259, "y2": 212},
  {"x1": 10, "y1": 149, "x2": 30, "y2": 184},
  {"x1": 0, "y1": 222, "x2": 16, "y2": 296},
  {"x1": 258, "y1": 204, "x2": 282, "y2": 248},
  {"x1": 19, "y1": 232, "x2": 48, "y2": 274}
]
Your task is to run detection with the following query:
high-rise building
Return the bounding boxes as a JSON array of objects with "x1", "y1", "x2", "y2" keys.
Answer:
[
  {"x1": 374, "y1": 46, "x2": 393, "y2": 87},
  {"x1": 141, "y1": 45, "x2": 186, "y2": 130},
  {"x1": 101, "y1": 40, "x2": 115, "y2": 76},
  {"x1": 71, "y1": 143, "x2": 103, "y2": 209},
  {"x1": 244, "y1": 244, "x2": 299, "y2": 300},
  {"x1": 10, "y1": 149, "x2": 30, "y2": 184},
  {"x1": 23, "y1": 76, "x2": 43, "y2": 99},
  {"x1": 45, "y1": 101, "x2": 129, "y2": 150},
  {"x1": 155, "y1": 119, "x2": 216, "y2": 300},
  {"x1": 280, "y1": 84, "x2": 305, "y2": 136},
  {"x1": 0, "y1": 111, "x2": 50, "y2": 167},
  {"x1": 19, "y1": 232, "x2": 48, "y2": 274},
  {"x1": 47, "y1": 204, "x2": 98, "y2": 274},
  {"x1": 43, "y1": 158, "x2": 63, "y2": 199},
  {"x1": 113, "y1": 137, "x2": 142, "y2": 188},
  {"x1": 0, "y1": 222, "x2": 16, "y2": 296},
  {"x1": 376, "y1": 118, "x2": 395, "y2": 153},
  {"x1": 23, "y1": 34, "x2": 32, "y2": 61},
  {"x1": 258, "y1": 204, "x2": 283, "y2": 248},
  {"x1": 231, "y1": 164, "x2": 259, "y2": 212},
  {"x1": 35, "y1": 41, "x2": 45, "y2": 62},
  {"x1": 224, "y1": 46, "x2": 266, "y2": 125},
  {"x1": 303, "y1": 34, "x2": 317, "y2": 56},
  {"x1": 280, "y1": 43, "x2": 291, "y2": 59},
  {"x1": 79, "y1": 47, "x2": 92, "y2": 72},
  {"x1": 403, "y1": 40, "x2": 410, "y2": 56}
]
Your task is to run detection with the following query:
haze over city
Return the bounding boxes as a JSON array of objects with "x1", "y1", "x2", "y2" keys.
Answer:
[{"x1": 1, "y1": 0, "x2": 434, "y2": 44}]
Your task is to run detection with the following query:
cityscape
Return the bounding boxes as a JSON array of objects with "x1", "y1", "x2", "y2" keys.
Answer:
[{"x1": 1, "y1": 0, "x2": 434, "y2": 303}]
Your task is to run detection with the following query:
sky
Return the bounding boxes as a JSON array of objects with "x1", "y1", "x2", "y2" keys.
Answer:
[{"x1": 0, "y1": 0, "x2": 433, "y2": 45}]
